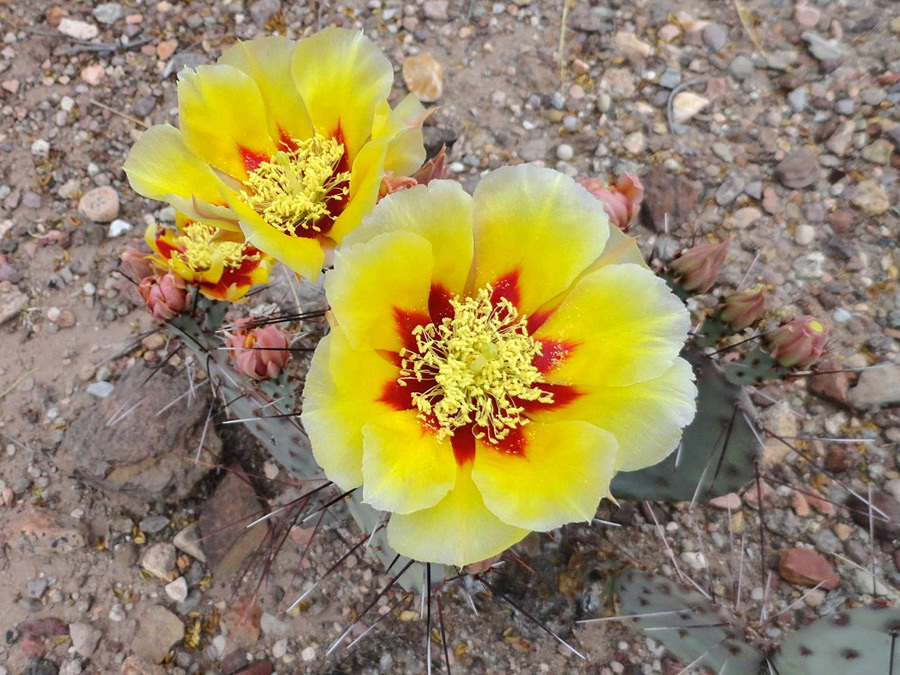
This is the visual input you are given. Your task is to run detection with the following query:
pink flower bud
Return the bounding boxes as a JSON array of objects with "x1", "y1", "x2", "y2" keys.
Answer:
[
  {"x1": 120, "y1": 247, "x2": 154, "y2": 281},
  {"x1": 378, "y1": 174, "x2": 419, "y2": 199},
  {"x1": 138, "y1": 272, "x2": 188, "y2": 320},
  {"x1": 577, "y1": 172, "x2": 644, "y2": 232},
  {"x1": 720, "y1": 287, "x2": 767, "y2": 331},
  {"x1": 227, "y1": 324, "x2": 292, "y2": 380},
  {"x1": 670, "y1": 240, "x2": 730, "y2": 293},
  {"x1": 767, "y1": 316, "x2": 830, "y2": 369}
]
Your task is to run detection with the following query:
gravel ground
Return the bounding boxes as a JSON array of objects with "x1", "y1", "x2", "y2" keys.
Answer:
[{"x1": 1, "y1": 1, "x2": 899, "y2": 674}]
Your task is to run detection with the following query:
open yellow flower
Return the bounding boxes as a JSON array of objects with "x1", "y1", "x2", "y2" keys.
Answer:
[
  {"x1": 302, "y1": 165, "x2": 697, "y2": 567},
  {"x1": 124, "y1": 29, "x2": 427, "y2": 280},
  {"x1": 146, "y1": 214, "x2": 272, "y2": 302}
]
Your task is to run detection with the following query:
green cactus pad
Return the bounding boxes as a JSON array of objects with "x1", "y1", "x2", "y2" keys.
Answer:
[
  {"x1": 723, "y1": 346, "x2": 788, "y2": 386},
  {"x1": 614, "y1": 569, "x2": 764, "y2": 674},
  {"x1": 773, "y1": 606, "x2": 900, "y2": 675},
  {"x1": 611, "y1": 351, "x2": 759, "y2": 502}
]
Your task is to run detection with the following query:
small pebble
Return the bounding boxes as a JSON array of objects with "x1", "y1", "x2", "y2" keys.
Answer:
[
  {"x1": 86, "y1": 381, "x2": 115, "y2": 399},
  {"x1": 555, "y1": 143, "x2": 574, "y2": 161}
]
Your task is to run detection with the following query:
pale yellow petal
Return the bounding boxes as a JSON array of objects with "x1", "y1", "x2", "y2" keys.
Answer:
[{"x1": 387, "y1": 465, "x2": 529, "y2": 568}]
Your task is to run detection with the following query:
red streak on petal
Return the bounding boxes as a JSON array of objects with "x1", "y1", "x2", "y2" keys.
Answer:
[
  {"x1": 490, "y1": 270, "x2": 521, "y2": 308},
  {"x1": 533, "y1": 339, "x2": 577, "y2": 374},
  {"x1": 379, "y1": 380, "x2": 413, "y2": 411},
  {"x1": 239, "y1": 146, "x2": 269, "y2": 173},
  {"x1": 527, "y1": 306, "x2": 555, "y2": 334},
  {"x1": 278, "y1": 127, "x2": 298, "y2": 152},
  {"x1": 451, "y1": 424, "x2": 476, "y2": 465},
  {"x1": 154, "y1": 238, "x2": 180, "y2": 261},
  {"x1": 518, "y1": 383, "x2": 582, "y2": 414},
  {"x1": 489, "y1": 426, "x2": 525, "y2": 457},
  {"x1": 428, "y1": 284, "x2": 454, "y2": 323},
  {"x1": 393, "y1": 307, "x2": 431, "y2": 353}
]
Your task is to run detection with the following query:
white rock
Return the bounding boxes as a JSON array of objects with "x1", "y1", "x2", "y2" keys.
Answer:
[
  {"x1": 623, "y1": 131, "x2": 646, "y2": 154},
  {"x1": 672, "y1": 92, "x2": 710, "y2": 124},
  {"x1": 86, "y1": 381, "x2": 114, "y2": 399},
  {"x1": 794, "y1": 224, "x2": 815, "y2": 246},
  {"x1": 164, "y1": 576, "x2": 188, "y2": 603},
  {"x1": 273, "y1": 639, "x2": 289, "y2": 659},
  {"x1": 301, "y1": 646, "x2": 317, "y2": 662},
  {"x1": 107, "y1": 219, "x2": 132, "y2": 238},
  {"x1": 555, "y1": 143, "x2": 574, "y2": 161},
  {"x1": 31, "y1": 139, "x2": 50, "y2": 157},
  {"x1": 680, "y1": 551, "x2": 707, "y2": 571},
  {"x1": 58, "y1": 18, "x2": 99, "y2": 41},
  {"x1": 141, "y1": 542, "x2": 176, "y2": 581}
]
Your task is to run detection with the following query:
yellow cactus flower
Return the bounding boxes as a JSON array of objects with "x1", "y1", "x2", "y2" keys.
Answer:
[
  {"x1": 146, "y1": 214, "x2": 272, "y2": 303},
  {"x1": 302, "y1": 165, "x2": 698, "y2": 567},
  {"x1": 124, "y1": 29, "x2": 427, "y2": 280}
]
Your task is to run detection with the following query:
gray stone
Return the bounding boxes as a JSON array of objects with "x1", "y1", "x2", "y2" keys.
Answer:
[
  {"x1": 729, "y1": 55, "x2": 755, "y2": 81},
  {"x1": 775, "y1": 147, "x2": 820, "y2": 188},
  {"x1": 715, "y1": 173, "x2": 747, "y2": 206},
  {"x1": 58, "y1": 366, "x2": 217, "y2": 502},
  {"x1": 802, "y1": 31, "x2": 844, "y2": 61},
  {"x1": 861, "y1": 139, "x2": 893, "y2": 165},
  {"x1": 69, "y1": 622, "x2": 101, "y2": 658},
  {"x1": 702, "y1": 23, "x2": 727, "y2": 52},
  {"x1": 58, "y1": 18, "x2": 98, "y2": 40},
  {"x1": 793, "y1": 252, "x2": 825, "y2": 279},
  {"x1": 834, "y1": 99, "x2": 854, "y2": 115},
  {"x1": 139, "y1": 516, "x2": 170, "y2": 534},
  {"x1": 85, "y1": 381, "x2": 114, "y2": 399},
  {"x1": 26, "y1": 578, "x2": 48, "y2": 599},
  {"x1": 825, "y1": 120, "x2": 855, "y2": 156},
  {"x1": 848, "y1": 364, "x2": 900, "y2": 409},
  {"x1": 77, "y1": 186, "x2": 119, "y2": 223},
  {"x1": 260, "y1": 612, "x2": 292, "y2": 637},
  {"x1": 249, "y1": 0, "x2": 281, "y2": 27},
  {"x1": 659, "y1": 67, "x2": 681, "y2": 89},
  {"x1": 92, "y1": 3, "x2": 123, "y2": 24},
  {"x1": 787, "y1": 87, "x2": 808, "y2": 112}
]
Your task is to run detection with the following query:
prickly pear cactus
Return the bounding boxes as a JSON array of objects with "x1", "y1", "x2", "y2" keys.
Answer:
[
  {"x1": 611, "y1": 350, "x2": 760, "y2": 502},
  {"x1": 169, "y1": 303, "x2": 442, "y2": 592},
  {"x1": 773, "y1": 606, "x2": 900, "y2": 675},
  {"x1": 615, "y1": 569, "x2": 765, "y2": 674},
  {"x1": 723, "y1": 347, "x2": 789, "y2": 387}
]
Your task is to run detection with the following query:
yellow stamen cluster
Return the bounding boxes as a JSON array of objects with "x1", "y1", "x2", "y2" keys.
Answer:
[
  {"x1": 398, "y1": 286, "x2": 553, "y2": 442},
  {"x1": 242, "y1": 134, "x2": 350, "y2": 236},
  {"x1": 177, "y1": 222, "x2": 253, "y2": 271}
]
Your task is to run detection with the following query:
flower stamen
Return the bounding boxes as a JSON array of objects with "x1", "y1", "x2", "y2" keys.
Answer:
[
  {"x1": 177, "y1": 221, "x2": 254, "y2": 272},
  {"x1": 398, "y1": 286, "x2": 553, "y2": 442},
  {"x1": 241, "y1": 134, "x2": 350, "y2": 236}
]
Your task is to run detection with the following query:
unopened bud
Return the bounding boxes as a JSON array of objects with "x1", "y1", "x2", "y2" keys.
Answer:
[
  {"x1": 720, "y1": 287, "x2": 767, "y2": 331},
  {"x1": 120, "y1": 247, "x2": 154, "y2": 281},
  {"x1": 767, "y1": 316, "x2": 829, "y2": 368},
  {"x1": 670, "y1": 240, "x2": 730, "y2": 293}
]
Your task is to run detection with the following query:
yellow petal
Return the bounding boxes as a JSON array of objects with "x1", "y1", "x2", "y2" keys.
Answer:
[
  {"x1": 588, "y1": 223, "x2": 648, "y2": 270},
  {"x1": 227, "y1": 191, "x2": 325, "y2": 280},
  {"x1": 343, "y1": 180, "x2": 474, "y2": 296},
  {"x1": 472, "y1": 165, "x2": 610, "y2": 315},
  {"x1": 536, "y1": 263, "x2": 690, "y2": 387},
  {"x1": 328, "y1": 136, "x2": 389, "y2": 243},
  {"x1": 373, "y1": 93, "x2": 428, "y2": 177},
  {"x1": 325, "y1": 231, "x2": 434, "y2": 351},
  {"x1": 218, "y1": 36, "x2": 314, "y2": 143},
  {"x1": 534, "y1": 358, "x2": 697, "y2": 472},
  {"x1": 124, "y1": 124, "x2": 237, "y2": 225},
  {"x1": 361, "y1": 410, "x2": 457, "y2": 515},
  {"x1": 291, "y1": 27, "x2": 392, "y2": 162},
  {"x1": 301, "y1": 329, "x2": 400, "y2": 490},
  {"x1": 471, "y1": 422, "x2": 617, "y2": 531},
  {"x1": 387, "y1": 465, "x2": 529, "y2": 567},
  {"x1": 178, "y1": 64, "x2": 277, "y2": 181}
]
